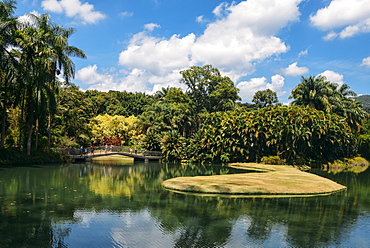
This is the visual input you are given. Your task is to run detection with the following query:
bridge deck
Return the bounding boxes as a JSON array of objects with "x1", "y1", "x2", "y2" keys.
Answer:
[{"x1": 70, "y1": 152, "x2": 161, "y2": 162}]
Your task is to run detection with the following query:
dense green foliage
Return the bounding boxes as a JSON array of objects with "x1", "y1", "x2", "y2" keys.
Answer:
[
  {"x1": 0, "y1": 1, "x2": 86, "y2": 155},
  {"x1": 290, "y1": 76, "x2": 367, "y2": 131},
  {"x1": 189, "y1": 106, "x2": 356, "y2": 165},
  {"x1": 0, "y1": 148, "x2": 67, "y2": 165},
  {"x1": 1, "y1": 2, "x2": 369, "y2": 166}
]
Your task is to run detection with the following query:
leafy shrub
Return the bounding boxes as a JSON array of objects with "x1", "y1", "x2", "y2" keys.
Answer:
[
  {"x1": 261, "y1": 156, "x2": 286, "y2": 165},
  {"x1": 325, "y1": 157, "x2": 369, "y2": 174},
  {"x1": 345, "y1": 156, "x2": 369, "y2": 167}
]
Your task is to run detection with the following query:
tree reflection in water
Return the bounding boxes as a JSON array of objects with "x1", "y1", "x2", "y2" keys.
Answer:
[{"x1": 0, "y1": 162, "x2": 369, "y2": 247}]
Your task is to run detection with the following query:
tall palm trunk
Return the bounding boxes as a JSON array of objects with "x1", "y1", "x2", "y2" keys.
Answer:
[
  {"x1": 26, "y1": 89, "x2": 34, "y2": 156},
  {"x1": 0, "y1": 76, "x2": 7, "y2": 148},
  {"x1": 47, "y1": 113, "x2": 52, "y2": 150},
  {"x1": 0, "y1": 102, "x2": 6, "y2": 148},
  {"x1": 35, "y1": 118, "x2": 39, "y2": 149},
  {"x1": 34, "y1": 88, "x2": 40, "y2": 149}
]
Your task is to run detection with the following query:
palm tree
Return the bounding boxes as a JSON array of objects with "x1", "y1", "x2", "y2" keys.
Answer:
[
  {"x1": 16, "y1": 13, "x2": 86, "y2": 154},
  {"x1": 0, "y1": 0, "x2": 18, "y2": 148},
  {"x1": 290, "y1": 76, "x2": 367, "y2": 132},
  {"x1": 40, "y1": 14, "x2": 86, "y2": 149},
  {"x1": 289, "y1": 75, "x2": 336, "y2": 112}
]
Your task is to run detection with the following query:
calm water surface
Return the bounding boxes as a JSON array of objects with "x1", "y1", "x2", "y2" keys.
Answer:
[{"x1": 1, "y1": 160, "x2": 370, "y2": 248}]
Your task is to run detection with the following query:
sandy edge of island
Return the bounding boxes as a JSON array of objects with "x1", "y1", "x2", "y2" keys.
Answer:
[{"x1": 162, "y1": 163, "x2": 346, "y2": 197}]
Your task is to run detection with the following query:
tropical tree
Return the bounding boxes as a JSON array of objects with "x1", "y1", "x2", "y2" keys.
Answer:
[
  {"x1": 180, "y1": 65, "x2": 240, "y2": 114},
  {"x1": 90, "y1": 114, "x2": 138, "y2": 146},
  {"x1": 289, "y1": 75, "x2": 336, "y2": 112},
  {"x1": 142, "y1": 130, "x2": 161, "y2": 151},
  {"x1": 161, "y1": 130, "x2": 186, "y2": 162},
  {"x1": 290, "y1": 76, "x2": 367, "y2": 132},
  {"x1": 252, "y1": 89, "x2": 279, "y2": 108},
  {"x1": 0, "y1": 0, "x2": 18, "y2": 148},
  {"x1": 15, "y1": 13, "x2": 85, "y2": 154},
  {"x1": 53, "y1": 83, "x2": 92, "y2": 147}
]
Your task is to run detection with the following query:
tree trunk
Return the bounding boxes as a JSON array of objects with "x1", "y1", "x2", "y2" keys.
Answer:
[
  {"x1": 35, "y1": 118, "x2": 39, "y2": 149},
  {"x1": 47, "y1": 113, "x2": 52, "y2": 150},
  {"x1": 0, "y1": 104, "x2": 6, "y2": 149},
  {"x1": 26, "y1": 116, "x2": 33, "y2": 156},
  {"x1": 26, "y1": 90, "x2": 34, "y2": 156},
  {"x1": 0, "y1": 76, "x2": 9, "y2": 149}
]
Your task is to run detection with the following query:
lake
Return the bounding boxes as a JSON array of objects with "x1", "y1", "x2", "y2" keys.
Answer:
[{"x1": 0, "y1": 160, "x2": 370, "y2": 247}]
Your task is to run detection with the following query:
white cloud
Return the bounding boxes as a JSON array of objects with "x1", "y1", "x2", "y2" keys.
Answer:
[
  {"x1": 310, "y1": 0, "x2": 370, "y2": 39},
  {"x1": 76, "y1": 65, "x2": 150, "y2": 92},
  {"x1": 17, "y1": 11, "x2": 40, "y2": 26},
  {"x1": 298, "y1": 48, "x2": 309, "y2": 57},
  {"x1": 323, "y1": 31, "x2": 339, "y2": 41},
  {"x1": 144, "y1": 23, "x2": 160, "y2": 31},
  {"x1": 76, "y1": 65, "x2": 183, "y2": 94},
  {"x1": 41, "y1": 0, "x2": 105, "y2": 24},
  {"x1": 192, "y1": 0, "x2": 302, "y2": 80},
  {"x1": 212, "y1": 2, "x2": 231, "y2": 18},
  {"x1": 119, "y1": 11, "x2": 133, "y2": 18},
  {"x1": 119, "y1": 31, "x2": 196, "y2": 76},
  {"x1": 76, "y1": 64, "x2": 113, "y2": 85},
  {"x1": 318, "y1": 70, "x2": 344, "y2": 87},
  {"x1": 237, "y1": 74, "x2": 286, "y2": 102},
  {"x1": 196, "y1": 15, "x2": 206, "y2": 23},
  {"x1": 280, "y1": 62, "x2": 309, "y2": 76},
  {"x1": 78, "y1": 0, "x2": 303, "y2": 101},
  {"x1": 361, "y1": 56, "x2": 370, "y2": 67}
]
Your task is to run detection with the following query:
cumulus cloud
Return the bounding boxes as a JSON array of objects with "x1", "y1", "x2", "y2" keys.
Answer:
[
  {"x1": 212, "y1": 2, "x2": 231, "y2": 18},
  {"x1": 18, "y1": 10, "x2": 40, "y2": 26},
  {"x1": 195, "y1": 0, "x2": 302, "y2": 80},
  {"x1": 41, "y1": 0, "x2": 105, "y2": 24},
  {"x1": 298, "y1": 48, "x2": 309, "y2": 57},
  {"x1": 196, "y1": 15, "x2": 207, "y2": 23},
  {"x1": 76, "y1": 65, "x2": 184, "y2": 94},
  {"x1": 76, "y1": 64, "x2": 113, "y2": 85},
  {"x1": 280, "y1": 62, "x2": 309, "y2": 76},
  {"x1": 119, "y1": 31, "x2": 196, "y2": 76},
  {"x1": 119, "y1": 11, "x2": 133, "y2": 18},
  {"x1": 120, "y1": 0, "x2": 301, "y2": 77},
  {"x1": 318, "y1": 70, "x2": 344, "y2": 87},
  {"x1": 78, "y1": 0, "x2": 303, "y2": 101},
  {"x1": 144, "y1": 23, "x2": 160, "y2": 31},
  {"x1": 237, "y1": 74, "x2": 286, "y2": 102},
  {"x1": 76, "y1": 65, "x2": 151, "y2": 93},
  {"x1": 310, "y1": 0, "x2": 370, "y2": 39},
  {"x1": 361, "y1": 56, "x2": 370, "y2": 67}
]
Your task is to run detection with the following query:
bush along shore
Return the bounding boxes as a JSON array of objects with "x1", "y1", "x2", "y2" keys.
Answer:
[
  {"x1": 0, "y1": 148, "x2": 69, "y2": 166},
  {"x1": 162, "y1": 163, "x2": 347, "y2": 197}
]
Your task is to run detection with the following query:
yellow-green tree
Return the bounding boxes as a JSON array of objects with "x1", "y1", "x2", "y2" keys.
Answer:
[{"x1": 90, "y1": 114, "x2": 138, "y2": 145}]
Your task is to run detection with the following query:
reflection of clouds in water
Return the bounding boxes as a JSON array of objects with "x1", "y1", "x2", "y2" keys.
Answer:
[
  {"x1": 73, "y1": 210, "x2": 96, "y2": 228},
  {"x1": 67, "y1": 209, "x2": 178, "y2": 247},
  {"x1": 111, "y1": 210, "x2": 177, "y2": 247},
  {"x1": 227, "y1": 216, "x2": 289, "y2": 247}
]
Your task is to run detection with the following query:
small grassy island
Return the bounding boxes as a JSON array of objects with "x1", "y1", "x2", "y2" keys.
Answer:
[{"x1": 162, "y1": 163, "x2": 346, "y2": 197}]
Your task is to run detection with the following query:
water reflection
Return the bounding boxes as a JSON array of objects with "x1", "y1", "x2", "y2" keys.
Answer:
[{"x1": 0, "y1": 162, "x2": 370, "y2": 247}]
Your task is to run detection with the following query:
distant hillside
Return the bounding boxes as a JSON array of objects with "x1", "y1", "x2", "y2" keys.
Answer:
[{"x1": 355, "y1": 95, "x2": 370, "y2": 112}]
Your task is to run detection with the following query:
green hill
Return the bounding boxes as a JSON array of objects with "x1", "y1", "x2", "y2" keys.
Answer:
[{"x1": 355, "y1": 95, "x2": 370, "y2": 112}]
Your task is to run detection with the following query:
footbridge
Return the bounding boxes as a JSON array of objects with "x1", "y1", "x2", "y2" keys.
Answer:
[{"x1": 70, "y1": 151, "x2": 162, "y2": 163}]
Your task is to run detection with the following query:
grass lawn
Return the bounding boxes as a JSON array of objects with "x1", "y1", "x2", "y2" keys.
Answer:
[
  {"x1": 162, "y1": 163, "x2": 346, "y2": 197},
  {"x1": 91, "y1": 155, "x2": 134, "y2": 165}
]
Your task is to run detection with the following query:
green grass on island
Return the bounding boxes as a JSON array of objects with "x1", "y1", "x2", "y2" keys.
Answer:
[
  {"x1": 162, "y1": 163, "x2": 346, "y2": 197},
  {"x1": 91, "y1": 155, "x2": 134, "y2": 166}
]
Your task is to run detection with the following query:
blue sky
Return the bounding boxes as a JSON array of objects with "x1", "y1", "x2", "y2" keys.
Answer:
[{"x1": 15, "y1": 0, "x2": 370, "y2": 103}]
